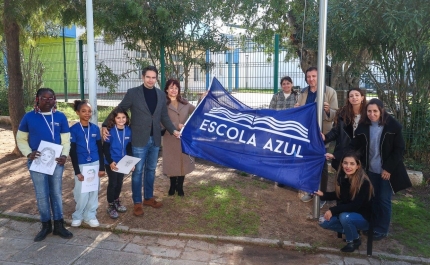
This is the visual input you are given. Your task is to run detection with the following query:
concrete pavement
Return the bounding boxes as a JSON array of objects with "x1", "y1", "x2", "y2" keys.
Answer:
[{"x1": 0, "y1": 213, "x2": 429, "y2": 265}]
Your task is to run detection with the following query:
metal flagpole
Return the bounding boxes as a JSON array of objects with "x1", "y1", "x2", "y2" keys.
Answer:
[
  {"x1": 313, "y1": 0, "x2": 328, "y2": 219},
  {"x1": 86, "y1": 0, "x2": 98, "y2": 124}
]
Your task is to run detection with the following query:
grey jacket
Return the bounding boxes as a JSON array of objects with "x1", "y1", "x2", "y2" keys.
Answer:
[
  {"x1": 269, "y1": 91, "x2": 299, "y2": 110},
  {"x1": 112, "y1": 85, "x2": 176, "y2": 147}
]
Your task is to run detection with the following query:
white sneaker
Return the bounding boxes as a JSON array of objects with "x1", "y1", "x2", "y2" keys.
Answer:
[
  {"x1": 84, "y1": 219, "x2": 99, "y2": 227},
  {"x1": 300, "y1": 193, "x2": 314, "y2": 202},
  {"x1": 71, "y1": 219, "x2": 82, "y2": 227}
]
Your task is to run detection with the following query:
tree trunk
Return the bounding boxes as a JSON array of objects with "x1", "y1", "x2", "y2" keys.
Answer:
[{"x1": 4, "y1": 0, "x2": 25, "y2": 156}]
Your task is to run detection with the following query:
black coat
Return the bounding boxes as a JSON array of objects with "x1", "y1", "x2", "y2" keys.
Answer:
[
  {"x1": 324, "y1": 117, "x2": 354, "y2": 170},
  {"x1": 351, "y1": 115, "x2": 412, "y2": 193},
  {"x1": 321, "y1": 173, "x2": 373, "y2": 222}
]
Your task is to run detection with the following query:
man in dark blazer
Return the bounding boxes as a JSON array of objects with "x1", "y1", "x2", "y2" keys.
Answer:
[{"x1": 103, "y1": 66, "x2": 180, "y2": 217}]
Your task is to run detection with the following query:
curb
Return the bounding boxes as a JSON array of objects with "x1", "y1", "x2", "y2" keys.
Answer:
[{"x1": 1, "y1": 210, "x2": 429, "y2": 264}]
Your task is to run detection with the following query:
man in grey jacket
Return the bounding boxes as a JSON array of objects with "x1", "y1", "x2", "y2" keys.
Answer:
[
  {"x1": 295, "y1": 66, "x2": 338, "y2": 208},
  {"x1": 103, "y1": 66, "x2": 180, "y2": 217}
]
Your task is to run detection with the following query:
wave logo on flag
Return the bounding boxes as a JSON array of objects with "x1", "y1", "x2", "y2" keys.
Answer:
[
  {"x1": 205, "y1": 107, "x2": 310, "y2": 143},
  {"x1": 181, "y1": 77, "x2": 326, "y2": 193}
]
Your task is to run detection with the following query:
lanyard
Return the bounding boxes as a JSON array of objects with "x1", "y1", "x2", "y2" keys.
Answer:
[
  {"x1": 79, "y1": 122, "x2": 91, "y2": 160},
  {"x1": 115, "y1": 125, "x2": 125, "y2": 157},
  {"x1": 41, "y1": 111, "x2": 54, "y2": 141}
]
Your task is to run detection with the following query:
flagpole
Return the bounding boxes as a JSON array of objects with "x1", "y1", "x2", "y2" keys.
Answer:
[{"x1": 313, "y1": 0, "x2": 328, "y2": 219}]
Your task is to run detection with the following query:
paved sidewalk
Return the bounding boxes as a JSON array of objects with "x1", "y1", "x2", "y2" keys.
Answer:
[{"x1": 1, "y1": 215, "x2": 428, "y2": 265}]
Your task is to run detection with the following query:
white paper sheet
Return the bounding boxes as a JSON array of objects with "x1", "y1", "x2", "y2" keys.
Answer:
[
  {"x1": 29, "y1": 141, "x2": 63, "y2": 175},
  {"x1": 81, "y1": 165, "x2": 100, "y2": 193},
  {"x1": 114, "y1": 155, "x2": 141, "y2": 175}
]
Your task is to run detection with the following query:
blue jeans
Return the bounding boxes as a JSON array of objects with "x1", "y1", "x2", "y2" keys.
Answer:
[
  {"x1": 27, "y1": 159, "x2": 64, "y2": 222},
  {"x1": 319, "y1": 212, "x2": 369, "y2": 242},
  {"x1": 368, "y1": 171, "x2": 393, "y2": 235},
  {"x1": 131, "y1": 137, "x2": 160, "y2": 203},
  {"x1": 72, "y1": 161, "x2": 100, "y2": 221}
]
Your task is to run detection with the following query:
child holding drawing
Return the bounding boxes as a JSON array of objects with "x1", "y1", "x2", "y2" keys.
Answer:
[
  {"x1": 16, "y1": 88, "x2": 73, "y2": 242},
  {"x1": 69, "y1": 100, "x2": 105, "y2": 228},
  {"x1": 103, "y1": 107, "x2": 132, "y2": 219}
]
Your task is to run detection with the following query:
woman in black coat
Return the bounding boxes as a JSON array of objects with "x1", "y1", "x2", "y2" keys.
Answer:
[
  {"x1": 351, "y1": 98, "x2": 411, "y2": 241},
  {"x1": 315, "y1": 151, "x2": 374, "y2": 252},
  {"x1": 324, "y1": 88, "x2": 366, "y2": 170}
]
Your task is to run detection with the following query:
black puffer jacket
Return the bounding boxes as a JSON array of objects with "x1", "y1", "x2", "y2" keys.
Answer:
[
  {"x1": 351, "y1": 115, "x2": 412, "y2": 193},
  {"x1": 324, "y1": 116, "x2": 354, "y2": 170}
]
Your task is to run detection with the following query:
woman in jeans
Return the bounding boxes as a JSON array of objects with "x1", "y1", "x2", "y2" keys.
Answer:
[
  {"x1": 351, "y1": 98, "x2": 411, "y2": 240},
  {"x1": 315, "y1": 151, "x2": 374, "y2": 252}
]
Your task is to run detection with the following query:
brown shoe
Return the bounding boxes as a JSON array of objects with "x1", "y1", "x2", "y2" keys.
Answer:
[
  {"x1": 143, "y1": 198, "x2": 163, "y2": 208},
  {"x1": 133, "y1": 203, "x2": 144, "y2": 216}
]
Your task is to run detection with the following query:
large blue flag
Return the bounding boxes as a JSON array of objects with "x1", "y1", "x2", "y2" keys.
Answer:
[{"x1": 181, "y1": 77, "x2": 326, "y2": 193}]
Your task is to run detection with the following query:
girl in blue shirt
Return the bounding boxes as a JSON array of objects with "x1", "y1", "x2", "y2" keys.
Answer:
[
  {"x1": 69, "y1": 100, "x2": 105, "y2": 228},
  {"x1": 16, "y1": 88, "x2": 73, "y2": 242},
  {"x1": 103, "y1": 107, "x2": 132, "y2": 219}
]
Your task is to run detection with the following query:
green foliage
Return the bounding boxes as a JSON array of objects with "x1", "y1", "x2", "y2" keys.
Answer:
[
  {"x1": 0, "y1": 86, "x2": 8, "y2": 116},
  {"x1": 391, "y1": 194, "x2": 430, "y2": 258},
  {"x1": 22, "y1": 46, "x2": 44, "y2": 107},
  {"x1": 230, "y1": 0, "x2": 430, "y2": 162},
  {"x1": 404, "y1": 99, "x2": 430, "y2": 163},
  {"x1": 66, "y1": 0, "x2": 229, "y2": 92},
  {"x1": 95, "y1": 62, "x2": 131, "y2": 95},
  {"x1": 337, "y1": 0, "x2": 430, "y2": 162}
]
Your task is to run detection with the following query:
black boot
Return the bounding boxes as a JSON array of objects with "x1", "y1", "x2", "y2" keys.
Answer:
[
  {"x1": 53, "y1": 219, "x2": 73, "y2": 239},
  {"x1": 340, "y1": 238, "x2": 361, "y2": 252},
  {"x1": 34, "y1": 220, "x2": 52, "y2": 242},
  {"x1": 177, "y1": 176, "x2": 185, "y2": 196},
  {"x1": 169, "y1": 177, "x2": 177, "y2": 196}
]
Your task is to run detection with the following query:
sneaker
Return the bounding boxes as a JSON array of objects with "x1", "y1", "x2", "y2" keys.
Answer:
[
  {"x1": 71, "y1": 219, "x2": 82, "y2": 227},
  {"x1": 107, "y1": 204, "x2": 119, "y2": 219},
  {"x1": 319, "y1": 200, "x2": 326, "y2": 209},
  {"x1": 114, "y1": 199, "x2": 127, "y2": 213},
  {"x1": 84, "y1": 219, "x2": 99, "y2": 227},
  {"x1": 301, "y1": 193, "x2": 314, "y2": 202},
  {"x1": 143, "y1": 198, "x2": 163, "y2": 208}
]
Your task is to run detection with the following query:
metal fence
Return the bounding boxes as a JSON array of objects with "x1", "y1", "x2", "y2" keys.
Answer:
[
  {"x1": 37, "y1": 37, "x2": 311, "y2": 108},
  {"x1": 11, "y1": 35, "x2": 430, "y2": 164}
]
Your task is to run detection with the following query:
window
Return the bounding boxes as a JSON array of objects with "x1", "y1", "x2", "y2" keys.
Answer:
[{"x1": 138, "y1": 50, "x2": 148, "y2": 58}]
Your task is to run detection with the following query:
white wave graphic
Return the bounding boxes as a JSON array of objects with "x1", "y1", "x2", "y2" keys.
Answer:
[
  {"x1": 253, "y1": 117, "x2": 308, "y2": 136},
  {"x1": 204, "y1": 107, "x2": 310, "y2": 142},
  {"x1": 208, "y1": 108, "x2": 255, "y2": 124}
]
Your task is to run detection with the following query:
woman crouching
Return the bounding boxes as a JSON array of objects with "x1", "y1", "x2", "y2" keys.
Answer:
[{"x1": 315, "y1": 151, "x2": 374, "y2": 252}]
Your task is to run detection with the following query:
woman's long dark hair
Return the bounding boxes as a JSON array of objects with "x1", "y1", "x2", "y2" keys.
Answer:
[
  {"x1": 335, "y1": 151, "x2": 374, "y2": 201},
  {"x1": 333, "y1": 88, "x2": 366, "y2": 126},
  {"x1": 164, "y1": 79, "x2": 188, "y2": 105}
]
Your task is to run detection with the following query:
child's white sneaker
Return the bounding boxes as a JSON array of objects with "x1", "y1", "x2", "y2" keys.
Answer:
[
  {"x1": 71, "y1": 220, "x2": 82, "y2": 227},
  {"x1": 84, "y1": 219, "x2": 99, "y2": 227}
]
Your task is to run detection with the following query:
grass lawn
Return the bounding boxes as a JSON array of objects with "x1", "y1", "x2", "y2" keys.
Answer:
[{"x1": 391, "y1": 187, "x2": 430, "y2": 258}]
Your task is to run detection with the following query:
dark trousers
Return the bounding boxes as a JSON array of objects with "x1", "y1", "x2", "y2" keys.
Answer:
[{"x1": 106, "y1": 166, "x2": 124, "y2": 203}]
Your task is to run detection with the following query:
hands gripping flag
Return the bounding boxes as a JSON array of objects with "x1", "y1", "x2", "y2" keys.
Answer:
[{"x1": 181, "y1": 78, "x2": 326, "y2": 193}]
